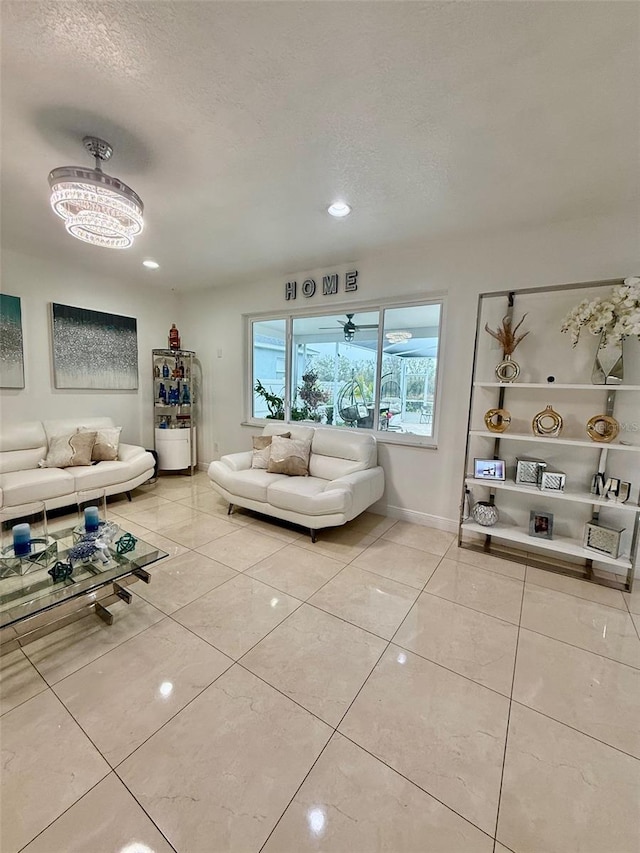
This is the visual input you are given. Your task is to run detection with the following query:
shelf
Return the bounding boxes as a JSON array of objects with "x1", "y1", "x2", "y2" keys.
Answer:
[
  {"x1": 474, "y1": 382, "x2": 640, "y2": 390},
  {"x1": 469, "y1": 430, "x2": 640, "y2": 451},
  {"x1": 461, "y1": 521, "x2": 632, "y2": 570},
  {"x1": 465, "y1": 478, "x2": 640, "y2": 514}
]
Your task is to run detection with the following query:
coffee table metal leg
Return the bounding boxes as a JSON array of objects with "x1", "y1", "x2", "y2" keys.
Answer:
[
  {"x1": 95, "y1": 602, "x2": 113, "y2": 625},
  {"x1": 114, "y1": 582, "x2": 132, "y2": 604},
  {"x1": 133, "y1": 567, "x2": 151, "y2": 583}
]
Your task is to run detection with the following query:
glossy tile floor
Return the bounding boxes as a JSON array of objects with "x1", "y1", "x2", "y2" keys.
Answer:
[{"x1": 2, "y1": 472, "x2": 639, "y2": 852}]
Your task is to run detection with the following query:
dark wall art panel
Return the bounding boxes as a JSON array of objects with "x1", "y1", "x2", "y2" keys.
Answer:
[
  {"x1": 0, "y1": 294, "x2": 25, "y2": 388},
  {"x1": 51, "y1": 303, "x2": 138, "y2": 390}
]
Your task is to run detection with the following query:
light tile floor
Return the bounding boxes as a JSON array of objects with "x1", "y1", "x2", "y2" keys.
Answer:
[{"x1": 1, "y1": 471, "x2": 639, "y2": 853}]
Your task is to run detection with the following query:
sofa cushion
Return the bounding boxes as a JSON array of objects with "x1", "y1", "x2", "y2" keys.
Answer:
[
  {"x1": 309, "y1": 428, "x2": 377, "y2": 480},
  {"x1": 43, "y1": 417, "x2": 114, "y2": 441},
  {"x1": 267, "y1": 435, "x2": 312, "y2": 477},
  {"x1": 79, "y1": 426, "x2": 122, "y2": 461},
  {"x1": 267, "y1": 477, "x2": 349, "y2": 515},
  {"x1": 262, "y1": 422, "x2": 315, "y2": 443},
  {"x1": 251, "y1": 433, "x2": 290, "y2": 470},
  {"x1": 0, "y1": 468, "x2": 75, "y2": 507},
  {"x1": 215, "y1": 467, "x2": 289, "y2": 502},
  {"x1": 67, "y1": 460, "x2": 138, "y2": 491},
  {"x1": 0, "y1": 422, "x2": 47, "y2": 474},
  {"x1": 41, "y1": 432, "x2": 97, "y2": 468}
]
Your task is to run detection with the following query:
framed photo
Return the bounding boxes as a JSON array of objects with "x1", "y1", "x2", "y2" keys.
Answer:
[
  {"x1": 0, "y1": 294, "x2": 25, "y2": 388},
  {"x1": 529, "y1": 510, "x2": 554, "y2": 539},
  {"x1": 583, "y1": 522, "x2": 625, "y2": 559},
  {"x1": 474, "y1": 458, "x2": 506, "y2": 481}
]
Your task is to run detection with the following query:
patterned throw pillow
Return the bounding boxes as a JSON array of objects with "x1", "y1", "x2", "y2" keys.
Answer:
[
  {"x1": 266, "y1": 434, "x2": 311, "y2": 476},
  {"x1": 80, "y1": 426, "x2": 122, "y2": 461},
  {"x1": 40, "y1": 431, "x2": 97, "y2": 468},
  {"x1": 251, "y1": 432, "x2": 291, "y2": 469}
]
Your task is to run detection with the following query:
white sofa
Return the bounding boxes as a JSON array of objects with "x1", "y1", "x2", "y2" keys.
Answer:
[
  {"x1": 0, "y1": 417, "x2": 155, "y2": 522},
  {"x1": 207, "y1": 423, "x2": 385, "y2": 540}
]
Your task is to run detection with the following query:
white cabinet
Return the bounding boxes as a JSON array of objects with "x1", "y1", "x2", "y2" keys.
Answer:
[
  {"x1": 152, "y1": 349, "x2": 197, "y2": 473},
  {"x1": 460, "y1": 282, "x2": 639, "y2": 592}
]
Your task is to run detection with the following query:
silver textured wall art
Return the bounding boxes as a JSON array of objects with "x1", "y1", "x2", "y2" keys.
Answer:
[
  {"x1": 51, "y1": 303, "x2": 138, "y2": 389},
  {"x1": 0, "y1": 294, "x2": 25, "y2": 388}
]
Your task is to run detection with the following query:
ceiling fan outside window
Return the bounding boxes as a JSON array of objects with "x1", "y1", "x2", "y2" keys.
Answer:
[{"x1": 320, "y1": 313, "x2": 379, "y2": 342}]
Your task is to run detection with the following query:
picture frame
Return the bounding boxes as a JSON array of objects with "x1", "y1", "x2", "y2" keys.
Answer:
[
  {"x1": 474, "y1": 458, "x2": 506, "y2": 481},
  {"x1": 529, "y1": 510, "x2": 554, "y2": 539},
  {"x1": 583, "y1": 521, "x2": 625, "y2": 559},
  {"x1": 540, "y1": 471, "x2": 566, "y2": 492},
  {"x1": 516, "y1": 457, "x2": 546, "y2": 486},
  {"x1": 0, "y1": 294, "x2": 25, "y2": 389}
]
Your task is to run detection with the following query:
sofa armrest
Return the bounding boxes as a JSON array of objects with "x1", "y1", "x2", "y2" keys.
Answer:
[
  {"x1": 117, "y1": 443, "x2": 147, "y2": 462},
  {"x1": 220, "y1": 451, "x2": 253, "y2": 472},
  {"x1": 323, "y1": 466, "x2": 385, "y2": 518}
]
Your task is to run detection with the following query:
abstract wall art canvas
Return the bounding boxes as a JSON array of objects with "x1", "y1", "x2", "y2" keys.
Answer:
[
  {"x1": 0, "y1": 294, "x2": 25, "y2": 388},
  {"x1": 51, "y1": 303, "x2": 138, "y2": 389}
]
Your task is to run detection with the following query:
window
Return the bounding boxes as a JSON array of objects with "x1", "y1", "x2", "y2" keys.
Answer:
[{"x1": 249, "y1": 299, "x2": 443, "y2": 444}]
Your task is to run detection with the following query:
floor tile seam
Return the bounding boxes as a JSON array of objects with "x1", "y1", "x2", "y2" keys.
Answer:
[
  {"x1": 446, "y1": 555, "x2": 527, "y2": 584},
  {"x1": 14, "y1": 770, "x2": 121, "y2": 853},
  {"x1": 508, "y1": 697, "x2": 640, "y2": 763},
  {"x1": 524, "y1": 577, "x2": 628, "y2": 612},
  {"x1": 234, "y1": 659, "x2": 341, "y2": 730},
  {"x1": 516, "y1": 623, "x2": 640, "y2": 672},
  {"x1": 389, "y1": 639, "x2": 514, "y2": 700},
  {"x1": 193, "y1": 531, "x2": 292, "y2": 569},
  {"x1": 46, "y1": 688, "x2": 113, "y2": 781},
  {"x1": 108, "y1": 656, "x2": 237, "y2": 772},
  {"x1": 347, "y1": 557, "x2": 437, "y2": 591},
  {"x1": 420, "y1": 588, "x2": 520, "y2": 626},
  {"x1": 492, "y1": 569, "x2": 526, "y2": 838},
  {"x1": 24, "y1": 598, "x2": 169, "y2": 687},
  {"x1": 418, "y1": 589, "x2": 522, "y2": 629},
  {"x1": 257, "y1": 727, "x2": 338, "y2": 853},
  {"x1": 100, "y1": 772, "x2": 180, "y2": 853},
  {"x1": 380, "y1": 535, "x2": 452, "y2": 561},
  {"x1": 245, "y1": 559, "x2": 346, "y2": 601},
  {"x1": 169, "y1": 593, "x2": 306, "y2": 662},
  {"x1": 335, "y1": 730, "x2": 497, "y2": 844},
  {"x1": 303, "y1": 598, "x2": 398, "y2": 643},
  {"x1": 327, "y1": 559, "x2": 431, "y2": 594},
  {"x1": 0, "y1": 681, "x2": 50, "y2": 718},
  {"x1": 132, "y1": 567, "x2": 245, "y2": 615},
  {"x1": 517, "y1": 624, "x2": 640, "y2": 671}
]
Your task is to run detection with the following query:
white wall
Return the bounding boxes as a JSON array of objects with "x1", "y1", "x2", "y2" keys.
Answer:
[
  {"x1": 180, "y1": 209, "x2": 640, "y2": 529},
  {"x1": 1, "y1": 249, "x2": 178, "y2": 447}
]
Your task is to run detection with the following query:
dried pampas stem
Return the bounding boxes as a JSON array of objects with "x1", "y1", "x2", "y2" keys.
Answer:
[{"x1": 485, "y1": 313, "x2": 529, "y2": 356}]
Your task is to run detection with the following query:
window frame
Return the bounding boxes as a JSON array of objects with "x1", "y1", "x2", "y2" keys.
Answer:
[{"x1": 245, "y1": 294, "x2": 446, "y2": 448}]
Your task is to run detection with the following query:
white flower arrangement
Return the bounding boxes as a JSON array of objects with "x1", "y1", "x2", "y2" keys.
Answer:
[{"x1": 560, "y1": 277, "x2": 640, "y2": 347}]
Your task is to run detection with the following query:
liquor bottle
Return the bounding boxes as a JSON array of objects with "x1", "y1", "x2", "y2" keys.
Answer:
[
  {"x1": 162, "y1": 360, "x2": 170, "y2": 378},
  {"x1": 181, "y1": 383, "x2": 190, "y2": 405},
  {"x1": 179, "y1": 359, "x2": 185, "y2": 378},
  {"x1": 154, "y1": 364, "x2": 160, "y2": 378},
  {"x1": 169, "y1": 324, "x2": 181, "y2": 351},
  {"x1": 158, "y1": 382, "x2": 166, "y2": 403}
]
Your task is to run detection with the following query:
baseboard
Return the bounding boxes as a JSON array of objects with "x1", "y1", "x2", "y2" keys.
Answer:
[{"x1": 370, "y1": 500, "x2": 458, "y2": 533}]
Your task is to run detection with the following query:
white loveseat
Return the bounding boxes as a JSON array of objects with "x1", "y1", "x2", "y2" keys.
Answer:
[
  {"x1": 0, "y1": 417, "x2": 155, "y2": 522},
  {"x1": 207, "y1": 423, "x2": 385, "y2": 540}
]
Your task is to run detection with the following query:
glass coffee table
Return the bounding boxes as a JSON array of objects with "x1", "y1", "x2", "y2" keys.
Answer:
[{"x1": 0, "y1": 521, "x2": 167, "y2": 649}]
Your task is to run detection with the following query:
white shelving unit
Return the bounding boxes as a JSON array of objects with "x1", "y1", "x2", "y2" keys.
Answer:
[{"x1": 461, "y1": 281, "x2": 639, "y2": 592}]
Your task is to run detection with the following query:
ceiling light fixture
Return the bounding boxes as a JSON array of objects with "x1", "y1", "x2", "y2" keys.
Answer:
[
  {"x1": 327, "y1": 201, "x2": 351, "y2": 218},
  {"x1": 142, "y1": 259, "x2": 159, "y2": 269},
  {"x1": 48, "y1": 136, "x2": 144, "y2": 249},
  {"x1": 386, "y1": 331, "x2": 412, "y2": 344}
]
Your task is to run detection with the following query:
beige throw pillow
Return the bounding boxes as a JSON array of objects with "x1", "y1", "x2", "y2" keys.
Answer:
[
  {"x1": 251, "y1": 432, "x2": 290, "y2": 469},
  {"x1": 267, "y1": 434, "x2": 311, "y2": 476},
  {"x1": 80, "y1": 426, "x2": 122, "y2": 461},
  {"x1": 40, "y1": 431, "x2": 97, "y2": 468}
]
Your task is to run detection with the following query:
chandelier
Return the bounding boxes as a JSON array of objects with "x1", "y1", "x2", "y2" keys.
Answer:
[
  {"x1": 48, "y1": 136, "x2": 144, "y2": 249},
  {"x1": 385, "y1": 331, "x2": 412, "y2": 344}
]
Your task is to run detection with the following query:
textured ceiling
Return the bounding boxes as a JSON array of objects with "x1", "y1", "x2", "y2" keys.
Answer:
[{"x1": 1, "y1": 1, "x2": 638, "y2": 290}]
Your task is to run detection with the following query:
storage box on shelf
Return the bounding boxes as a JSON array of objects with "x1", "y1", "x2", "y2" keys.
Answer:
[
  {"x1": 152, "y1": 349, "x2": 197, "y2": 474},
  {"x1": 460, "y1": 281, "x2": 640, "y2": 592}
]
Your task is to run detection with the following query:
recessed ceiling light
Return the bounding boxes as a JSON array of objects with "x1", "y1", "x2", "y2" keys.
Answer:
[
  {"x1": 327, "y1": 201, "x2": 351, "y2": 218},
  {"x1": 142, "y1": 259, "x2": 160, "y2": 269}
]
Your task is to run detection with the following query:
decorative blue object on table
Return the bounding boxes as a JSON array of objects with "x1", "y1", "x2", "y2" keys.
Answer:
[
  {"x1": 115, "y1": 532, "x2": 137, "y2": 555},
  {"x1": 12, "y1": 523, "x2": 31, "y2": 557},
  {"x1": 49, "y1": 560, "x2": 73, "y2": 582},
  {"x1": 84, "y1": 506, "x2": 100, "y2": 533}
]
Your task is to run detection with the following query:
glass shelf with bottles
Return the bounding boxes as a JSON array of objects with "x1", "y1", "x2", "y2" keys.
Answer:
[{"x1": 153, "y1": 350, "x2": 195, "y2": 409}]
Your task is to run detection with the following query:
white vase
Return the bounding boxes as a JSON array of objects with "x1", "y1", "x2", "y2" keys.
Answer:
[{"x1": 592, "y1": 333, "x2": 623, "y2": 385}]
